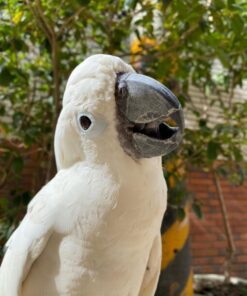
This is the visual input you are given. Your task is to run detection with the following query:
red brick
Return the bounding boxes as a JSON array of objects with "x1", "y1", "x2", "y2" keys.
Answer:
[
  {"x1": 235, "y1": 255, "x2": 247, "y2": 263},
  {"x1": 192, "y1": 248, "x2": 219, "y2": 257},
  {"x1": 192, "y1": 257, "x2": 211, "y2": 265},
  {"x1": 188, "y1": 169, "x2": 247, "y2": 278},
  {"x1": 211, "y1": 257, "x2": 225, "y2": 264},
  {"x1": 235, "y1": 241, "x2": 247, "y2": 248}
]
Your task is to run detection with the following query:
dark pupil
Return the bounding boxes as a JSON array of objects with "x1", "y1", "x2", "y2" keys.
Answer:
[{"x1": 80, "y1": 116, "x2": 92, "y2": 130}]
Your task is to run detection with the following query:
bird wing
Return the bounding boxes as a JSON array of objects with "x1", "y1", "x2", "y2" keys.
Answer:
[
  {"x1": 0, "y1": 179, "x2": 58, "y2": 296},
  {"x1": 138, "y1": 235, "x2": 162, "y2": 296}
]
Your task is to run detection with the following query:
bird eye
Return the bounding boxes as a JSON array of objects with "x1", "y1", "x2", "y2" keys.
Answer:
[
  {"x1": 79, "y1": 115, "x2": 92, "y2": 130},
  {"x1": 77, "y1": 112, "x2": 107, "y2": 138}
]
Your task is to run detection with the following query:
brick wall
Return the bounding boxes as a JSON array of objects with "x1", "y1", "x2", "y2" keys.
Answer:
[{"x1": 188, "y1": 170, "x2": 247, "y2": 279}]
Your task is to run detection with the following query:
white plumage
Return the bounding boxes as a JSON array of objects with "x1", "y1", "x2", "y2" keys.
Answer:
[{"x1": 0, "y1": 54, "x2": 183, "y2": 296}]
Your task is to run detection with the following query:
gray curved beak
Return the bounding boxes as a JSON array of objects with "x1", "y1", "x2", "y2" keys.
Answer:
[{"x1": 116, "y1": 72, "x2": 184, "y2": 158}]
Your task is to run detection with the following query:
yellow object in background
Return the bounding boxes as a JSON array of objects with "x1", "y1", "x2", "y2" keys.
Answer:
[{"x1": 155, "y1": 205, "x2": 193, "y2": 296}]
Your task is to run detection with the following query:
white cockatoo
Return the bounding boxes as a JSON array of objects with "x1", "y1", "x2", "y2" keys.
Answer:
[{"x1": 0, "y1": 54, "x2": 184, "y2": 296}]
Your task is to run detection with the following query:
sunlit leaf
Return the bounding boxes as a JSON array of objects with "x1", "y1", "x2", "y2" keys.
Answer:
[{"x1": 12, "y1": 11, "x2": 23, "y2": 24}]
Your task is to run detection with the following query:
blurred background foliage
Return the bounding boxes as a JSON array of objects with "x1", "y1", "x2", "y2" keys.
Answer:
[{"x1": 0, "y1": 0, "x2": 247, "y2": 257}]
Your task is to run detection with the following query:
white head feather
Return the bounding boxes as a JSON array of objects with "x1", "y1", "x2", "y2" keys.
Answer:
[{"x1": 54, "y1": 54, "x2": 135, "y2": 170}]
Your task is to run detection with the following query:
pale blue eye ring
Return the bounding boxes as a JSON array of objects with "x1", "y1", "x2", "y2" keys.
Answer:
[
  {"x1": 77, "y1": 112, "x2": 107, "y2": 138},
  {"x1": 77, "y1": 112, "x2": 95, "y2": 133}
]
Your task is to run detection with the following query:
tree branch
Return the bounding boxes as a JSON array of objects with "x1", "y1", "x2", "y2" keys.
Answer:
[
  {"x1": 58, "y1": 7, "x2": 85, "y2": 36},
  {"x1": 35, "y1": 0, "x2": 55, "y2": 41},
  {"x1": 26, "y1": 0, "x2": 52, "y2": 43},
  {"x1": 0, "y1": 155, "x2": 14, "y2": 190},
  {"x1": 26, "y1": 0, "x2": 60, "y2": 180},
  {"x1": 213, "y1": 170, "x2": 236, "y2": 283}
]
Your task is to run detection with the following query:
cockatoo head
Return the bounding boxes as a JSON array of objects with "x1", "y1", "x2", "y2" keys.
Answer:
[{"x1": 55, "y1": 54, "x2": 184, "y2": 170}]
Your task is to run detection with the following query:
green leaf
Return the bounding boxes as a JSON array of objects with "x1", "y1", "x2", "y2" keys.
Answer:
[
  {"x1": 0, "y1": 67, "x2": 15, "y2": 86},
  {"x1": 124, "y1": 0, "x2": 138, "y2": 10},
  {"x1": 76, "y1": 0, "x2": 90, "y2": 6},
  {"x1": 233, "y1": 147, "x2": 243, "y2": 162},
  {"x1": 12, "y1": 11, "x2": 23, "y2": 24},
  {"x1": 227, "y1": 0, "x2": 234, "y2": 8},
  {"x1": 199, "y1": 119, "x2": 207, "y2": 127},
  {"x1": 12, "y1": 156, "x2": 24, "y2": 174},
  {"x1": 232, "y1": 15, "x2": 244, "y2": 34},
  {"x1": 0, "y1": 40, "x2": 11, "y2": 52},
  {"x1": 217, "y1": 166, "x2": 228, "y2": 178},
  {"x1": 192, "y1": 202, "x2": 203, "y2": 219},
  {"x1": 0, "y1": 105, "x2": 5, "y2": 116},
  {"x1": 162, "y1": 0, "x2": 173, "y2": 7},
  {"x1": 134, "y1": 29, "x2": 141, "y2": 42},
  {"x1": 192, "y1": 110, "x2": 200, "y2": 117},
  {"x1": 0, "y1": 198, "x2": 8, "y2": 210},
  {"x1": 207, "y1": 141, "x2": 220, "y2": 161},
  {"x1": 177, "y1": 207, "x2": 185, "y2": 221},
  {"x1": 13, "y1": 39, "x2": 27, "y2": 51}
]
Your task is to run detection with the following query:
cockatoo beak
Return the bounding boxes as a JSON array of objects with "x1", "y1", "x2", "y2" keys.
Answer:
[{"x1": 115, "y1": 73, "x2": 184, "y2": 158}]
